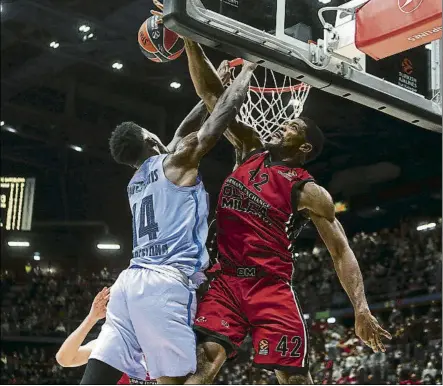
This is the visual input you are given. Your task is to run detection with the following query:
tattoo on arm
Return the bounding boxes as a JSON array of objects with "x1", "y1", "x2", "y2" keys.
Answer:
[
  {"x1": 184, "y1": 38, "x2": 262, "y2": 155},
  {"x1": 189, "y1": 62, "x2": 257, "y2": 163},
  {"x1": 167, "y1": 100, "x2": 209, "y2": 152}
]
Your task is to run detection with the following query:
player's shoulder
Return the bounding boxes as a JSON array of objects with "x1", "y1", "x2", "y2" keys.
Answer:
[
  {"x1": 273, "y1": 166, "x2": 313, "y2": 184},
  {"x1": 297, "y1": 182, "x2": 334, "y2": 219},
  {"x1": 174, "y1": 132, "x2": 199, "y2": 155},
  {"x1": 165, "y1": 133, "x2": 199, "y2": 167}
]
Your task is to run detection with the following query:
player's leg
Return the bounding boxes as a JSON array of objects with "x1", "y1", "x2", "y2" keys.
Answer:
[
  {"x1": 274, "y1": 370, "x2": 313, "y2": 385},
  {"x1": 186, "y1": 274, "x2": 248, "y2": 384},
  {"x1": 126, "y1": 266, "x2": 198, "y2": 384},
  {"x1": 80, "y1": 358, "x2": 123, "y2": 385},
  {"x1": 247, "y1": 278, "x2": 311, "y2": 385},
  {"x1": 185, "y1": 341, "x2": 227, "y2": 384},
  {"x1": 84, "y1": 270, "x2": 147, "y2": 383}
]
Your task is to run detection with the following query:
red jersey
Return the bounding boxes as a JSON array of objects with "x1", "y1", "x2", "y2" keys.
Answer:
[{"x1": 216, "y1": 149, "x2": 314, "y2": 281}]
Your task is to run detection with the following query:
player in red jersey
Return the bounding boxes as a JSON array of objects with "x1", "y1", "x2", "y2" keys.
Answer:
[
  {"x1": 56, "y1": 288, "x2": 156, "y2": 384},
  {"x1": 183, "y1": 40, "x2": 392, "y2": 385}
]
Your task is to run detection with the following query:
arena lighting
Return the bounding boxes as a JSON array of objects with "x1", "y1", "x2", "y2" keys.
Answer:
[
  {"x1": 0, "y1": 121, "x2": 4, "y2": 126},
  {"x1": 112, "y1": 62, "x2": 123, "y2": 70},
  {"x1": 82, "y1": 33, "x2": 94, "y2": 41},
  {"x1": 70, "y1": 145, "x2": 83, "y2": 152},
  {"x1": 416, "y1": 222, "x2": 436, "y2": 231},
  {"x1": 170, "y1": 81, "x2": 181, "y2": 89},
  {"x1": 33, "y1": 252, "x2": 41, "y2": 261},
  {"x1": 8, "y1": 241, "x2": 30, "y2": 248},
  {"x1": 4, "y1": 126, "x2": 17, "y2": 133},
  {"x1": 97, "y1": 243, "x2": 121, "y2": 250},
  {"x1": 327, "y1": 317, "x2": 336, "y2": 324},
  {"x1": 318, "y1": 0, "x2": 332, "y2": 4},
  {"x1": 49, "y1": 41, "x2": 60, "y2": 49},
  {"x1": 79, "y1": 24, "x2": 91, "y2": 33}
]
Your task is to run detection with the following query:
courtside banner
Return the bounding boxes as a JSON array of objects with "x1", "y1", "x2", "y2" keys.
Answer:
[{"x1": 355, "y1": 0, "x2": 442, "y2": 60}]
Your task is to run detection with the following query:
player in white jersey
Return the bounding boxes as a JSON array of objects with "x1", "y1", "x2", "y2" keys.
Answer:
[{"x1": 80, "y1": 59, "x2": 257, "y2": 385}]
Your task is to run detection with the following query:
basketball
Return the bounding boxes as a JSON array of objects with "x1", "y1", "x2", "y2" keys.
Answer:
[{"x1": 138, "y1": 15, "x2": 184, "y2": 63}]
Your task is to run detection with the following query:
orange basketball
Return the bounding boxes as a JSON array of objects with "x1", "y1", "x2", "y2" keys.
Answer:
[{"x1": 138, "y1": 15, "x2": 185, "y2": 63}]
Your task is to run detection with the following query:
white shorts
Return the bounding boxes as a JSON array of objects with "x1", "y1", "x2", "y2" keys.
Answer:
[{"x1": 90, "y1": 265, "x2": 197, "y2": 379}]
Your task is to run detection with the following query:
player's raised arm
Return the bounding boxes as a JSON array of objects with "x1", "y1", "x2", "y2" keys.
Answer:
[
  {"x1": 168, "y1": 61, "x2": 256, "y2": 177},
  {"x1": 166, "y1": 60, "x2": 240, "y2": 153},
  {"x1": 166, "y1": 100, "x2": 208, "y2": 153},
  {"x1": 183, "y1": 38, "x2": 262, "y2": 156},
  {"x1": 56, "y1": 287, "x2": 110, "y2": 367},
  {"x1": 297, "y1": 183, "x2": 392, "y2": 352}
]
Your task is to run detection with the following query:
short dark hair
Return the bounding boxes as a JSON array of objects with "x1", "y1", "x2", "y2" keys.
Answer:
[
  {"x1": 301, "y1": 117, "x2": 324, "y2": 163},
  {"x1": 109, "y1": 122, "x2": 145, "y2": 166}
]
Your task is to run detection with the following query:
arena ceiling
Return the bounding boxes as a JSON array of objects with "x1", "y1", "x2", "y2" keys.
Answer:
[{"x1": 1, "y1": 0, "x2": 441, "y2": 256}]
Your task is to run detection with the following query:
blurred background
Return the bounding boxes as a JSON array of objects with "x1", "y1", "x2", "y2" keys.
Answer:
[{"x1": 1, "y1": 0, "x2": 442, "y2": 384}]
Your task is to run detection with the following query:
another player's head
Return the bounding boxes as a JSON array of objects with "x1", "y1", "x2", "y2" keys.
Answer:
[
  {"x1": 265, "y1": 117, "x2": 324, "y2": 164},
  {"x1": 109, "y1": 122, "x2": 168, "y2": 168}
]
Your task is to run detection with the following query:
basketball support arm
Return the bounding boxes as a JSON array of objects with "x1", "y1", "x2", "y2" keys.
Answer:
[{"x1": 163, "y1": 0, "x2": 441, "y2": 133}]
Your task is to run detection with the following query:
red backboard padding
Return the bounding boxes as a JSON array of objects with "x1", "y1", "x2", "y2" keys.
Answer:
[{"x1": 355, "y1": 0, "x2": 442, "y2": 60}]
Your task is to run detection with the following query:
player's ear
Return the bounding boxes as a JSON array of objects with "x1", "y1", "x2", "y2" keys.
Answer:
[{"x1": 299, "y1": 142, "x2": 312, "y2": 153}]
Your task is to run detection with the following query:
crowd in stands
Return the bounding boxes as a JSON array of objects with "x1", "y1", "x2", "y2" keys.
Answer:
[
  {"x1": 0, "y1": 348, "x2": 82, "y2": 385},
  {"x1": 293, "y1": 219, "x2": 442, "y2": 313},
  {"x1": 1, "y1": 217, "x2": 441, "y2": 384}
]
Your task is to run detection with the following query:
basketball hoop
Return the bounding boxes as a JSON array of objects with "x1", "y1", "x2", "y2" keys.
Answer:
[{"x1": 229, "y1": 58, "x2": 311, "y2": 142}]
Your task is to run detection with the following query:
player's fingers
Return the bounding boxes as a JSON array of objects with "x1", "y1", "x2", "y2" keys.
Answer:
[
  {"x1": 369, "y1": 337, "x2": 378, "y2": 352},
  {"x1": 377, "y1": 326, "x2": 392, "y2": 340},
  {"x1": 374, "y1": 333, "x2": 385, "y2": 353},
  {"x1": 153, "y1": 0, "x2": 164, "y2": 10}
]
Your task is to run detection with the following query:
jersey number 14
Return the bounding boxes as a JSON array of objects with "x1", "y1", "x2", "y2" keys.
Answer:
[{"x1": 132, "y1": 195, "x2": 159, "y2": 247}]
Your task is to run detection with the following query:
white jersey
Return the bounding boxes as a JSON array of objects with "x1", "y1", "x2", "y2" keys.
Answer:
[{"x1": 128, "y1": 154, "x2": 209, "y2": 277}]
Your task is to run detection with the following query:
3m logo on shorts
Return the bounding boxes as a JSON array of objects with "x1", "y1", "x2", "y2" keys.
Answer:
[
  {"x1": 221, "y1": 320, "x2": 230, "y2": 328},
  {"x1": 237, "y1": 267, "x2": 256, "y2": 277},
  {"x1": 196, "y1": 316, "x2": 207, "y2": 323},
  {"x1": 258, "y1": 339, "x2": 269, "y2": 355}
]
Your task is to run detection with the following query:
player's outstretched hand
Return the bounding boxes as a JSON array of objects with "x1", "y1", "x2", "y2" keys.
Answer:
[
  {"x1": 355, "y1": 310, "x2": 392, "y2": 352},
  {"x1": 89, "y1": 287, "x2": 110, "y2": 322}
]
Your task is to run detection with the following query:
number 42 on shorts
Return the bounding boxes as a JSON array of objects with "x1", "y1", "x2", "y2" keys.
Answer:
[{"x1": 275, "y1": 335, "x2": 302, "y2": 357}]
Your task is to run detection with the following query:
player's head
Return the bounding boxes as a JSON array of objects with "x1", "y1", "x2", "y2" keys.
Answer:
[
  {"x1": 109, "y1": 122, "x2": 168, "y2": 168},
  {"x1": 265, "y1": 117, "x2": 324, "y2": 164}
]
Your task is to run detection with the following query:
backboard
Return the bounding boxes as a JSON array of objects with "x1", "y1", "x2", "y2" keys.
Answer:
[{"x1": 163, "y1": 0, "x2": 442, "y2": 133}]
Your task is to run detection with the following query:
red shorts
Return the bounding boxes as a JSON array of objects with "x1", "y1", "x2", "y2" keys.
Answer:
[{"x1": 194, "y1": 273, "x2": 309, "y2": 374}]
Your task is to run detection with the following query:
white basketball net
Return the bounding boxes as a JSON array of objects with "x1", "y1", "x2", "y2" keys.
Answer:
[{"x1": 229, "y1": 59, "x2": 311, "y2": 142}]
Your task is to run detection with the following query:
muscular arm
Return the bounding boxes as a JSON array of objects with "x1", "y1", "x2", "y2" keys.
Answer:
[
  {"x1": 298, "y1": 183, "x2": 369, "y2": 313},
  {"x1": 55, "y1": 317, "x2": 97, "y2": 367},
  {"x1": 166, "y1": 100, "x2": 208, "y2": 153},
  {"x1": 164, "y1": 62, "x2": 256, "y2": 186},
  {"x1": 183, "y1": 39, "x2": 262, "y2": 158},
  {"x1": 298, "y1": 182, "x2": 391, "y2": 351}
]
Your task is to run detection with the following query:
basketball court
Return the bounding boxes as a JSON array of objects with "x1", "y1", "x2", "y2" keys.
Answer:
[{"x1": 163, "y1": 0, "x2": 442, "y2": 134}]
